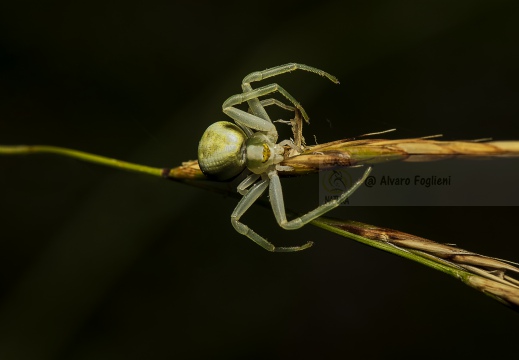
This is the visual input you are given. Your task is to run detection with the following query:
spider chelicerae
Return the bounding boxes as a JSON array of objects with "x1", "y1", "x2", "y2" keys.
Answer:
[{"x1": 198, "y1": 63, "x2": 372, "y2": 252}]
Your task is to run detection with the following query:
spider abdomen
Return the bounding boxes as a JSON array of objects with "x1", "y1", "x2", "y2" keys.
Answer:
[{"x1": 198, "y1": 121, "x2": 247, "y2": 181}]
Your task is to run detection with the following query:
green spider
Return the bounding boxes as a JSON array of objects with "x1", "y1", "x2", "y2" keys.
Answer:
[{"x1": 198, "y1": 63, "x2": 372, "y2": 252}]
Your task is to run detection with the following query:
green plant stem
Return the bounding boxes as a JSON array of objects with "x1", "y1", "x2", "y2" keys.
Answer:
[
  {"x1": 0, "y1": 145, "x2": 164, "y2": 177},
  {"x1": 311, "y1": 217, "x2": 519, "y2": 309},
  {"x1": 0, "y1": 145, "x2": 207, "y2": 181},
  {"x1": 311, "y1": 217, "x2": 464, "y2": 278}
]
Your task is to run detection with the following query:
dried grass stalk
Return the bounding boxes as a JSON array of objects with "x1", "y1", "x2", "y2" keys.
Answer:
[{"x1": 313, "y1": 217, "x2": 519, "y2": 310}]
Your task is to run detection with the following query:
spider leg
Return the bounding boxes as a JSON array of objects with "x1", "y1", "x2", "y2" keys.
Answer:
[
  {"x1": 259, "y1": 98, "x2": 296, "y2": 112},
  {"x1": 247, "y1": 99, "x2": 294, "y2": 120},
  {"x1": 237, "y1": 63, "x2": 338, "y2": 128},
  {"x1": 245, "y1": 98, "x2": 298, "y2": 142},
  {"x1": 224, "y1": 83, "x2": 310, "y2": 123},
  {"x1": 277, "y1": 140, "x2": 299, "y2": 149},
  {"x1": 224, "y1": 106, "x2": 277, "y2": 139},
  {"x1": 242, "y1": 83, "x2": 271, "y2": 123},
  {"x1": 252, "y1": 99, "x2": 296, "y2": 132},
  {"x1": 231, "y1": 179, "x2": 313, "y2": 252},
  {"x1": 236, "y1": 173, "x2": 260, "y2": 195},
  {"x1": 242, "y1": 63, "x2": 339, "y2": 86},
  {"x1": 268, "y1": 166, "x2": 373, "y2": 230}
]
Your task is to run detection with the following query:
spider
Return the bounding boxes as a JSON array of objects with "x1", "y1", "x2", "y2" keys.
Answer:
[{"x1": 198, "y1": 63, "x2": 372, "y2": 252}]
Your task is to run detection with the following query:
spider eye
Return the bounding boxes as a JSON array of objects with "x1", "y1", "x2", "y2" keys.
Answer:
[{"x1": 262, "y1": 143, "x2": 271, "y2": 163}]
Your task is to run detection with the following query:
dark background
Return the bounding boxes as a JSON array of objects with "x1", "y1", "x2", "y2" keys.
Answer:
[{"x1": 1, "y1": 1, "x2": 518, "y2": 359}]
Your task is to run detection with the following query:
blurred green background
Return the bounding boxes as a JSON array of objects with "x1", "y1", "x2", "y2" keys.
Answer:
[{"x1": 1, "y1": 1, "x2": 518, "y2": 359}]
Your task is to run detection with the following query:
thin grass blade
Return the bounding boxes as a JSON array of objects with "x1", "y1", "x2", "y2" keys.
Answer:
[{"x1": 311, "y1": 217, "x2": 519, "y2": 311}]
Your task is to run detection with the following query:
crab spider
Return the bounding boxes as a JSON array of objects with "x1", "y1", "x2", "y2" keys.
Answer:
[{"x1": 198, "y1": 63, "x2": 372, "y2": 252}]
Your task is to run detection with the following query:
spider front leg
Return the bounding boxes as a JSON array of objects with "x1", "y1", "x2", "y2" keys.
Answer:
[
  {"x1": 223, "y1": 83, "x2": 311, "y2": 124},
  {"x1": 268, "y1": 166, "x2": 373, "y2": 230},
  {"x1": 242, "y1": 82, "x2": 271, "y2": 123},
  {"x1": 242, "y1": 63, "x2": 339, "y2": 87},
  {"x1": 259, "y1": 98, "x2": 296, "y2": 112},
  {"x1": 236, "y1": 63, "x2": 339, "y2": 126},
  {"x1": 231, "y1": 178, "x2": 313, "y2": 252},
  {"x1": 236, "y1": 173, "x2": 260, "y2": 195}
]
